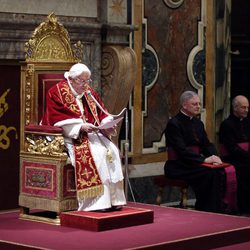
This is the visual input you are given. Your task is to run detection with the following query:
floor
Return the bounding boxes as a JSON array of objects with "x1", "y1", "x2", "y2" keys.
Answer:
[{"x1": 163, "y1": 199, "x2": 250, "y2": 218}]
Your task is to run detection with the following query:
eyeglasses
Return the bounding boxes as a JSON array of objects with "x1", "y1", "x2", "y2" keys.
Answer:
[{"x1": 74, "y1": 78, "x2": 92, "y2": 85}]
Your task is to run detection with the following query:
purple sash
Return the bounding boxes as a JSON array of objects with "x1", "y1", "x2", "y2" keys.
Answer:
[
  {"x1": 220, "y1": 142, "x2": 250, "y2": 156},
  {"x1": 223, "y1": 165, "x2": 237, "y2": 212},
  {"x1": 219, "y1": 142, "x2": 250, "y2": 212}
]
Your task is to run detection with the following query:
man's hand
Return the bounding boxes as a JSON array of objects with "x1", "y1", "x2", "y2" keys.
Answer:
[
  {"x1": 204, "y1": 155, "x2": 223, "y2": 164},
  {"x1": 81, "y1": 123, "x2": 97, "y2": 133}
]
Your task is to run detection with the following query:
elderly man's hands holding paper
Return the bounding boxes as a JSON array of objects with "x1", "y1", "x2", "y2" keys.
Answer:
[{"x1": 81, "y1": 123, "x2": 98, "y2": 133}]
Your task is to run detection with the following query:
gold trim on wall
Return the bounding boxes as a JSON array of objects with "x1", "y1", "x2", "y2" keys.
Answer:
[
  {"x1": 132, "y1": 0, "x2": 143, "y2": 158},
  {"x1": 205, "y1": 0, "x2": 216, "y2": 142}
]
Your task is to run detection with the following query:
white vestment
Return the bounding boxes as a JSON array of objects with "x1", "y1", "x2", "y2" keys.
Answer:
[{"x1": 55, "y1": 115, "x2": 127, "y2": 211}]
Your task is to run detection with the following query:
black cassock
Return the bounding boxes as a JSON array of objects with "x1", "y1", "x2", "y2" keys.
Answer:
[
  {"x1": 164, "y1": 112, "x2": 226, "y2": 213},
  {"x1": 219, "y1": 114, "x2": 250, "y2": 212}
]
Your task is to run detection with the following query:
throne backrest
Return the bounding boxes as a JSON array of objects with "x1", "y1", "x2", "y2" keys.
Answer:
[
  {"x1": 37, "y1": 73, "x2": 65, "y2": 122},
  {"x1": 20, "y1": 13, "x2": 83, "y2": 152}
]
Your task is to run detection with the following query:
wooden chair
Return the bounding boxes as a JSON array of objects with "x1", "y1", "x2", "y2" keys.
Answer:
[
  {"x1": 153, "y1": 175, "x2": 189, "y2": 208},
  {"x1": 154, "y1": 146, "x2": 189, "y2": 208}
]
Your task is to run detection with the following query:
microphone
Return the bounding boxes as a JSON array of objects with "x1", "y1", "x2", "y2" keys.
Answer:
[{"x1": 86, "y1": 90, "x2": 126, "y2": 118}]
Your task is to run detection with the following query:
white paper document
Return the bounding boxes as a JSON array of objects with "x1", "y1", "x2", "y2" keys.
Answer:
[{"x1": 96, "y1": 117, "x2": 124, "y2": 130}]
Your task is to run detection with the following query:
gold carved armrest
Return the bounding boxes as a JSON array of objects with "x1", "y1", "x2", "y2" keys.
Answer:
[{"x1": 24, "y1": 125, "x2": 67, "y2": 157}]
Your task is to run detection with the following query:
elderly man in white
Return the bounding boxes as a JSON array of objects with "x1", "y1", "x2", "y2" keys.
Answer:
[{"x1": 41, "y1": 63, "x2": 126, "y2": 211}]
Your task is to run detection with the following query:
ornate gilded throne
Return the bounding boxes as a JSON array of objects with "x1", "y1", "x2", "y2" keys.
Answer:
[
  {"x1": 19, "y1": 12, "x2": 137, "y2": 224},
  {"x1": 19, "y1": 13, "x2": 83, "y2": 224}
]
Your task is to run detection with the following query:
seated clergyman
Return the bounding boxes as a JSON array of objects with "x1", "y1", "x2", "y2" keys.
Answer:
[
  {"x1": 219, "y1": 95, "x2": 250, "y2": 214},
  {"x1": 41, "y1": 63, "x2": 126, "y2": 212},
  {"x1": 164, "y1": 90, "x2": 237, "y2": 213}
]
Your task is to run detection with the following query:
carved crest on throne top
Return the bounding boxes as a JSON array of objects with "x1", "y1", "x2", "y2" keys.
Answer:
[{"x1": 24, "y1": 12, "x2": 83, "y2": 62}]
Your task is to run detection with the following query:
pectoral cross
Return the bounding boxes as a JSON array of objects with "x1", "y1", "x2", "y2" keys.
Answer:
[{"x1": 106, "y1": 149, "x2": 113, "y2": 163}]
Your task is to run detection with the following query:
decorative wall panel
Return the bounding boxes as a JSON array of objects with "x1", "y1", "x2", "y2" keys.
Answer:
[{"x1": 142, "y1": 0, "x2": 201, "y2": 149}]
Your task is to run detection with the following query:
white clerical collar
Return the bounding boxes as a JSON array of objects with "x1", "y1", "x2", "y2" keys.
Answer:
[{"x1": 181, "y1": 110, "x2": 193, "y2": 120}]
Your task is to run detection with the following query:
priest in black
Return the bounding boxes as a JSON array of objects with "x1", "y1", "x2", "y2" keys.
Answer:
[
  {"x1": 164, "y1": 91, "x2": 227, "y2": 213},
  {"x1": 219, "y1": 95, "x2": 250, "y2": 214}
]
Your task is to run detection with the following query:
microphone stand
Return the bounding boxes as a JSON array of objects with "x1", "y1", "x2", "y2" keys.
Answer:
[
  {"x1": 124, "y1": 109, "x2": 129, "y2": 200},
  {"x1": 87, "y1": 89, "x2": 133, "y2": 201},
  {"x1": 124, "y1": 110, "x2": 135, "y2": 203}
]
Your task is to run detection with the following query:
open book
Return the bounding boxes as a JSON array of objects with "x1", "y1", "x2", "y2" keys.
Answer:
[{"x1": 96, "y1": 117, "x2": 124, "y2": 130}]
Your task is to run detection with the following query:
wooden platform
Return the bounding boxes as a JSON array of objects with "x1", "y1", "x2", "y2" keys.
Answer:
[{"x1": 0, "y1": 203, "x2": 250, "y2": 250}]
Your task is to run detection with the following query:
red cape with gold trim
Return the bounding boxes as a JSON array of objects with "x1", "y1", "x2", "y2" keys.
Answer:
[{"x1": 41, "y1": 80, "x2": 109, "y2": 199}]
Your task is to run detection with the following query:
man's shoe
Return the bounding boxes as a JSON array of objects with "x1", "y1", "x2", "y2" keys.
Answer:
[{"x1": 111, "y1": 206, "x2": 123, "y2": 211}]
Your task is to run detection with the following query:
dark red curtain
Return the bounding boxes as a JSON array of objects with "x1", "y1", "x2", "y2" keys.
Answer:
[{"x1": 0, "y1": 65, "x2": 20, "y2": 210}]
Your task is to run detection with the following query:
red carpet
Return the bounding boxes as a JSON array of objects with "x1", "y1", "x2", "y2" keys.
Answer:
[
  {"x1": 0, "y1": 202, "x2": 250, "y2": 250},
  {"x1": 60, "y1": 206, "x2": 154, "y2": 231}
]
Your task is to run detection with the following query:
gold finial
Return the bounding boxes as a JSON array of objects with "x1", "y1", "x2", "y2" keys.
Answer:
[{"x1": 47, "y1": 12, "x2": 57, "y2": 23}]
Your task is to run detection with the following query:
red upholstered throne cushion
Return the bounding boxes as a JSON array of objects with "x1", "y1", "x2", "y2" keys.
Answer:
[{"x1": 25, "y1": 124, "x2": 63, "y2": 133}]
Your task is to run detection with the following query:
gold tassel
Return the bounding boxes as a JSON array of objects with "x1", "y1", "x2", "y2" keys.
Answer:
[
  {"x1": 94, "y1": 132, "x2": 113, "y2": 163},
  {"x1": 106, "y1": 149, "x2": 113, "y2": 163},
  {"x1": 77, "y1": 185, "x2": 104, "y2": 199}
]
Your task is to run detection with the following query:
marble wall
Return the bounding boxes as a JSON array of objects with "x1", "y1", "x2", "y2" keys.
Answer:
[
  {"x1": 142, "y1": 0, "x2": 201, "y2": 148},
  {"x1": 0, "y1": 0, "x2": 97, "y2": 17},
  {"x1": 126, "y1": 0, "x2": 201, "y2": 205}
]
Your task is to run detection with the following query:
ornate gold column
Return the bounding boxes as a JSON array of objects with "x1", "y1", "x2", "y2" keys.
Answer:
[
  {"x1": 205, "y1": 0, "x2": 216, "y2": 141},
  {"x1": 133, "y1": 0, "x2": 143, "y2": 157}
]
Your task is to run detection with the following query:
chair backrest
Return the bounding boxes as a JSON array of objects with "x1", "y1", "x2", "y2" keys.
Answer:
[
  {"x1": 37, "y1": 73, "x2": 65, "y2": 122},
  {"x1": 20, "y1": 13, "x2": 82, "y2": 151}
]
